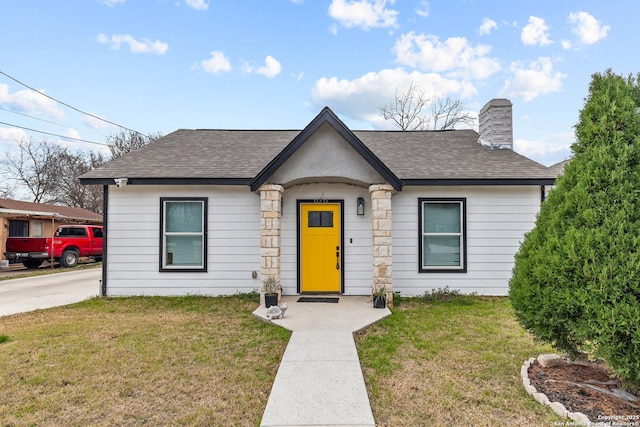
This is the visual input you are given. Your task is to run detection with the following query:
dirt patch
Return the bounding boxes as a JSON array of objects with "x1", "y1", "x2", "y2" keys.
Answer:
[{"x1": 529, "y1": 360, "x2": 639, "y2": 422}]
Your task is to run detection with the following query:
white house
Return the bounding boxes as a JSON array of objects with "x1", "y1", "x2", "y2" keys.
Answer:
[{"x1": 80, "y1": 99, "x2": 554, "y2": 299}]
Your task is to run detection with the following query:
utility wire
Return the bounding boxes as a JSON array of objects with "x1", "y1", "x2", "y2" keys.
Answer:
[
  {"x1": 0, "y1": 70, "x2": 150, "y2": 138},
  {"x1": 0, "y1": 120, "x2": 109, "y2": 146},
  {"x1": 0, "y1": 106, "x2": 112, "y2": 139}
]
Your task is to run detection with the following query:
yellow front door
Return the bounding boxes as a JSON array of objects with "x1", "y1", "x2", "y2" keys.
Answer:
[{"x1": 300, "y1": 203, "x2": 342, "y2": 293}]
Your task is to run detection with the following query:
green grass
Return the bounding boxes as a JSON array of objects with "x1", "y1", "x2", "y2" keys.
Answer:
[
  {"x1": 0, "y1": 295, "x2": 290, "y2": 426},
  {"x1": 0, "y1": 293, "x2": 563, "y2": 426},
  {"x1": 355, "y1": 296, "x2": 561, "y2": 426}
]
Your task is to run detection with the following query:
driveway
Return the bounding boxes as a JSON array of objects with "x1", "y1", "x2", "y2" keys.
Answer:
[{"x1": 0, "y1": 269, "x2": 101, "y2": 316}]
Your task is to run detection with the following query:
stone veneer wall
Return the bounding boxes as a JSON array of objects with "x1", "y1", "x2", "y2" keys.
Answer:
[
  {"x1": 369, "y1": 184, "x2": 394, "y2": 305},
  {"x1": 259, "y1": 184, "x2": 284, "y2": 304}
]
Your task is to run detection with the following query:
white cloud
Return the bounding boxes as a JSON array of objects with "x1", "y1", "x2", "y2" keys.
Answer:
[
  {"x1": 185, "y1": 0, "x2": 208, "y2": 11},
  {"x1": 0, "y1": 84, "x2": 65, "y2": 120},
  {"x1": 98, "y1": 0, "x2": 126, "y2": 6},
  {"x1": 568, "y1": 11, "x2": 609, "y2": 45},
  {"x1": 0, "y1": 126, "x2": 29, "y2": 143},
  {"x1": 97, "y1": 34, "x2": 169, "y2": 55},
  {"x1": 478, "y1": 18, "x2": 497, "y2": 35},
  {"x1": 328, "y1": 0, "x2": 398, "y2": 30},
  {"x1": 416, "y1": 1, "x2": 429, "y2": 18},
  {"x1": 514, "y1": 132, "x2": 573, "y2": 165},
  {"x1": 393, "y1": 32, "x2": 500, "y2": 80},
  {"x1": 255, "y1": 56, "x2": 282, "y2": 78},
  {"x1": 499, "y1": 57, "x2": 565, "y2": 102},
  {"x1": 201, "y1": 51, "x2": 232, "y2": 74},
  {"x1": 561, "y1": 39, "x2": 572, "y2": 50},
  {"x1": 64, "y1": 128, "x2": 81, "y2": 141},
  {"x1": 521, "y1": 16, "x2": 552, "y2": 46},
  {"x1": 312, "y1": 67, "x2": 476, "y2": 127}
]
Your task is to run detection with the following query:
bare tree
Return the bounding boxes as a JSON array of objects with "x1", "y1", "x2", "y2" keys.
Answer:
[
  {"x1": 1, "y1": 138, "x2": 65, "y2": 203},
  {"x1": 0, "y1": 176, "x2": 15, "y2": 199},
  {"x1": 379, "y1": 82, "x2": 475, "y2": 130},
  {"x1": 430, "y1": 96, "x2": 476, "y2": 130},
  {"x1": 54, "y1": 151, "x2": 108, "y2": 214},
  {"x1": 107, "y1": 130, "x2": 162, "y2": 160},
  {"x1": 379, "y1": 82, "x2": 431, "y2": 131}
]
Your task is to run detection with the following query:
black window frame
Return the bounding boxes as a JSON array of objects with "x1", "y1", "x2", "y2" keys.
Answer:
[
  {"x1": 418, "y1": 198, "x2": 467, "y2": 273},
  {"x1": 159, "y1": 197, "x2": 208, "y2": 272}
]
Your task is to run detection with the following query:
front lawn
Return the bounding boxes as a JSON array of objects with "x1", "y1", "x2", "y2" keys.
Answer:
[
  {"x1": 0, "y1": 294, "x2": 561, "y2": 426},
  {"x1": 0, "y1": 295, "x2": 290, "y2": 426},
  {"x1": 355, "y1": 295, "x2": 560, "y2": 426}
]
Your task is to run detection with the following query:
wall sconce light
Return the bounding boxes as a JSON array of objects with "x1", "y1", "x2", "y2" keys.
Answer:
[{"x1": 357, "y1": 197, "x2": 365, "y2": 216}]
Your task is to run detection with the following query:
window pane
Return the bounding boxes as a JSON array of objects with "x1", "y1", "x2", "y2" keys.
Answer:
[
  {"x1": 423, "y1": 235, "x2": 461, "y2": 267},
  {"x1": 166, "y1": 202, "x2": 203, "y2": 232},
  {"x1": 308, "y1": 211, "x2": 333, "y2": 227},
  {"x1": 424, "y1": 203, "x2": 460, "y2": 233},
  {"x1": 9, "y1": 220, "x2": 29, "y2": 237},
  {"x1": 32, "y1": 222, "x2": 43, "y2": 237},
  {"x1": 165, "y1": 235, "x2": 203, "y2": 266}
]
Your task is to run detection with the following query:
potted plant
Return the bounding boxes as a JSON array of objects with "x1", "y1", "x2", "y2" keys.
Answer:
[
  {"x1": 372, "y1": 283, "x2": 387, "y2": 308},
  {"x1": 262, "y1": 276, "x2": 281, "y2": 308}
]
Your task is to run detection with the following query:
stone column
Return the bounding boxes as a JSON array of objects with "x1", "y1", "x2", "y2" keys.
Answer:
[
  {"x1": 259, "y1": 184, "x2": 284, "y2": 305},
  {"x1": 369, "y1": 184, "x2": 394, "y2": 305}
]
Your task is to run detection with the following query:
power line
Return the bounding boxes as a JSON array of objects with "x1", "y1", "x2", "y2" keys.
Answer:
[
  {"x1": 0, "y1": 106, "x2": 112, "y2": 140},
  {"x1": 0, "y1": 120, "x2": 109, "y2": 146},
  {"x1": 0, "y1": 69, "x2": 151, "y2": 138}
]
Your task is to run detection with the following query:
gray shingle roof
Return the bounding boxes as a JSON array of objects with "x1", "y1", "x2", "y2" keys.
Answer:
[
  {"x1": 356, "y1": 130, "x2": 552, "y2": 180},
  {"x1": 82, "y1": 129, "x2": 299, "y2": 180},
  {"x1": 81, "y1": 126, "x2": 553, "y2": 184},
  {"x1": 548, "y1": 159, "x2": 570, "y2": 177},
  {"x1": 0, "y1": 198, "x2": 103, "y2": 222}
]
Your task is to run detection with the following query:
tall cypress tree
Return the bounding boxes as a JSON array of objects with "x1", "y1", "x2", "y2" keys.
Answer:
[{"x1": 509, "y1": 70, "x2": 640, "y2": 387}]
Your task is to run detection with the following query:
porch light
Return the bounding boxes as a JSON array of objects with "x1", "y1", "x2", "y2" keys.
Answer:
[{"x1": 357, "y1": 197, "x2": 365, "y2": 216}]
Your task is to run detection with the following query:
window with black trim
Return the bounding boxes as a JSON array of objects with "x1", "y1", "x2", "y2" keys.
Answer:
[
  {"x1": 419, "y1": 198, "x2": 466, "y2": 272},
  {"x1": 160, "y1": 197, "x2": 207, "y2": 272}
]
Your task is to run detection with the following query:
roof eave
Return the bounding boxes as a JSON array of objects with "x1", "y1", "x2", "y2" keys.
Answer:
[
  {"x1": 80, "y1": 177, "x2": 253, "y2": 186},
  {"x1": 249, "y1": 107, "x2": 403, "y2": 192},
  {"x1": 402, "y1": 178, "x2": 556, "y2": 186}
]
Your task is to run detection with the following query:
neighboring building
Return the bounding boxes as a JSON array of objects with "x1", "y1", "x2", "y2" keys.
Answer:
[
  {"x1": 80, "y1": 99, "x2": 554, "y2": 298},
  {"x1": 545, "y1": 159, "x2": 571, "y2": 196},
  {"x1": 0, "y1": 199, "x2": 103, "y2": 263}
]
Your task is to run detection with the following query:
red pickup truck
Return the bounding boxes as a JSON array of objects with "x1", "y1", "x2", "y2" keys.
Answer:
[{"x1": 5, "y1": 225, "x2": 103, "y2": 269}]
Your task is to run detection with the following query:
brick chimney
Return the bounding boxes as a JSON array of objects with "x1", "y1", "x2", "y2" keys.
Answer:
[{"x1": 478, "y1": 99, "x2": 513, "y2": 149}]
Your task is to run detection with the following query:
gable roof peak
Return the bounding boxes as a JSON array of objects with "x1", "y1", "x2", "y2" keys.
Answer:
[{"x1": 249, "y1": 107, "x2": 402, "y2": 191}]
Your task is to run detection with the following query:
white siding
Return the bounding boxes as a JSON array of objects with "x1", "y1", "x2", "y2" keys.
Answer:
[
  {"x1": 392, "y1": 186, "x2": 541, "y2": 296},
  {"x1": 106, "y1": 185, "x2": 262, "y2": 296},
  {"x1": 105, "y1": 183, "x2": 541, "y2": 297}
]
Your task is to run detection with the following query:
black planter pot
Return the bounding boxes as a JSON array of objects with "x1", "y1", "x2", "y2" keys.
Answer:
[
  {"x1": 373, "y1": 295, "x2": 386, "y2": 308},
  {"x1": 265, "y1": 293, "x2": 279, "y2": 308}
]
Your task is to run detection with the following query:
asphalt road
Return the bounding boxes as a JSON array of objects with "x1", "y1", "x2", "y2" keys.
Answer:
[{"x1": 0, "y1": 268, "x2": 101, "y2": 317}]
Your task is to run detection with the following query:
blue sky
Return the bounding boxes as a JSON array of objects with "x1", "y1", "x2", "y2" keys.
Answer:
[{"x1": 0, "y1": 0, "x2": 634, "y2": 172}]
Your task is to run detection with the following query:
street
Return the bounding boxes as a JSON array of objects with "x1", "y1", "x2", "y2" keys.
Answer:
[{"x1": 0, "y1": 268, "x2": 101, "y2": 316}]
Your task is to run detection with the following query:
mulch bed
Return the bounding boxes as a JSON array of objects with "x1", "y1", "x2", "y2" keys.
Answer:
[{"x1": 529, "y1": 360, "x2": 639, "y2": 422}]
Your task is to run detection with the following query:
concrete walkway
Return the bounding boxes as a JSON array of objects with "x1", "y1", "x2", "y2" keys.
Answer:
[
  {"x1": 253, "y1": 295, "x2": 391, "y2": 427},
  {"x1": 0, "y1": 268, "x2": 101, "y2": 317}
]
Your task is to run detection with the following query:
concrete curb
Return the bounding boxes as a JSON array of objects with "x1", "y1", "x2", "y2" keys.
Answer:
[{"x1": 521, "y1": 356, "x2": 592, "y2": 425}]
